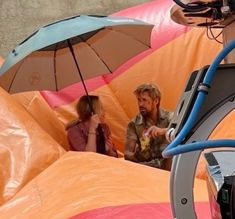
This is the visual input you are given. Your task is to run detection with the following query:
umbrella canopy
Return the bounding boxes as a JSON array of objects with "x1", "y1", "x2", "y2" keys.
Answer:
[{"x1": 0, "y1": 15, "x2": 153, "y2": 94}]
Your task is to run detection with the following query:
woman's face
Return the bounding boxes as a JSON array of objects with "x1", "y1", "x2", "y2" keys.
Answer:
[{"x1": 94, "y1": 101, "x2": 105, "y2": 123}]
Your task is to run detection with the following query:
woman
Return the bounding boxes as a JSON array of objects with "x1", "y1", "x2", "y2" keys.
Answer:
[{"x1": 66, "y1": 95, "x2": 117, "y2": 157}]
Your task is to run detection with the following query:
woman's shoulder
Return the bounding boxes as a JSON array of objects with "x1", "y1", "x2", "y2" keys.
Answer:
[{"x1": 66, "y1": 119, "x2": 82, "y2": 131}]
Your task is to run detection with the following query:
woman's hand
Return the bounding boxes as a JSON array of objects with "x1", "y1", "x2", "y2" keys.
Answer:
[{"x1": 89, "y1": 114, "x2": 101, "y2": 132}]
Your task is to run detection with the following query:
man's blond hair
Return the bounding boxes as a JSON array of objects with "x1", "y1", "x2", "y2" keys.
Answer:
[{"x1": 134, "y1": 83, "x2": 161, "y2": 100}]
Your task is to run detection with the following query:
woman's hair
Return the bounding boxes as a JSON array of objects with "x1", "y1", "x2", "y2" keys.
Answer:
[{"x1": 77, "y1": 95, "x2": 100, "y2": 121}]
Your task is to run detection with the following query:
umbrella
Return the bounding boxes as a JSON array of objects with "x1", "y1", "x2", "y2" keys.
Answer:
[
  {"x1": 0, "y1": 14, "x2": 153, "y2": 155},
  {"x1": 0, "y1": 15, "x2": 153, "y2": 95}
]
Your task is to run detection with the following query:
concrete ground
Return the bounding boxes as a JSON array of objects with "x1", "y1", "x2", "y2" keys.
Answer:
[{"x1": 0, "y1": 0, "x2": 150, "y2": 57}]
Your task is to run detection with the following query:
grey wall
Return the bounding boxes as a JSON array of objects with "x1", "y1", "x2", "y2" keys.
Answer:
[{"x1": 0, "y1": 0, "x2": 149, "y2": 58}]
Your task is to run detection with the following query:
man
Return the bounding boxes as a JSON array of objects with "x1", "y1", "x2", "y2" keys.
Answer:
[{"x1": 124, "y1": 83, "x2": 173, "y2": 170}]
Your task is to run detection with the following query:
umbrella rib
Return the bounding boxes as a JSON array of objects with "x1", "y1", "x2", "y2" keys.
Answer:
[
  {"x1": 53, "y1": 45, "x2": 58, "y2": 91},
  {"x1": 8, "y1": 57, "x2": 28, "y2": 93},
  {"x1": 78, "y1": 34, "x2": 112, "y2": 73}
]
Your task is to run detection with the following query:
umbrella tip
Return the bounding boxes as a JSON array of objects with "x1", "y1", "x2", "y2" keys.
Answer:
[{"x1": 12, "y1": 49, "x2": 18, "y2": 56}]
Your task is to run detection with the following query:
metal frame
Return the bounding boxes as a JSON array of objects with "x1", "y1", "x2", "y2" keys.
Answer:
[
  {"x1": 169, "y1": 64, "x2": 235, "y2": 218},
  {"x1": 171, "y1": 100, "x2": 235, "y2": 218}
]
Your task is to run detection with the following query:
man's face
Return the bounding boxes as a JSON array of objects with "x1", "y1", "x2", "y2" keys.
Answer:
[{"x1": 136, "y1": 92, "x2": 158, "y2": 117}]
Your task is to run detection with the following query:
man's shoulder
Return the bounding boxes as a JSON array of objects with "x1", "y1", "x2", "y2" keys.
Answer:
[
  {"x1": 129, "y1": 113, "x2": 144, "y2": 125},
  {"x1": 159, "y1": 108, "x2": 174, "y2": 121},
  {"x1": 126, "y1": 114, "x2": 142, "y2": 139}
]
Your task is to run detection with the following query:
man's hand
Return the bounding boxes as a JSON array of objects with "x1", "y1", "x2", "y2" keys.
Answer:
[{"x1": 146, "y1": 126, "x2": 167, "y2": 138}]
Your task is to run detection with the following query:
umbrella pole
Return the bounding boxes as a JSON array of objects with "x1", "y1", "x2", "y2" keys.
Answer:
[
  {"x1": 67, "y1": 39, "x2": 93, "y2": 112},
  {"x1": 67, "y1": 39, "x2": 106, "y2": 155}
]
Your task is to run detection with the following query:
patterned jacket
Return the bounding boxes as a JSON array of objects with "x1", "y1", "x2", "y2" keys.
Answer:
[{"x1": 126, "y1": 109, "x2": 173, "y2": 169}]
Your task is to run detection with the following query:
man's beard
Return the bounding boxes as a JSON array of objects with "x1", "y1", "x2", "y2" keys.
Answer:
[{"x1": 140, "y1": 108, "x2": 150, "y2": 118}]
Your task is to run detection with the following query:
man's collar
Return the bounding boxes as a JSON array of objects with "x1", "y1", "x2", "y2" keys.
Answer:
[
  {"x1": 134, "y1": 109, "x2": 165, "y2": 125},
  {"x1": 135, "y1": 113, "x2": 145, "y2": 125}
]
